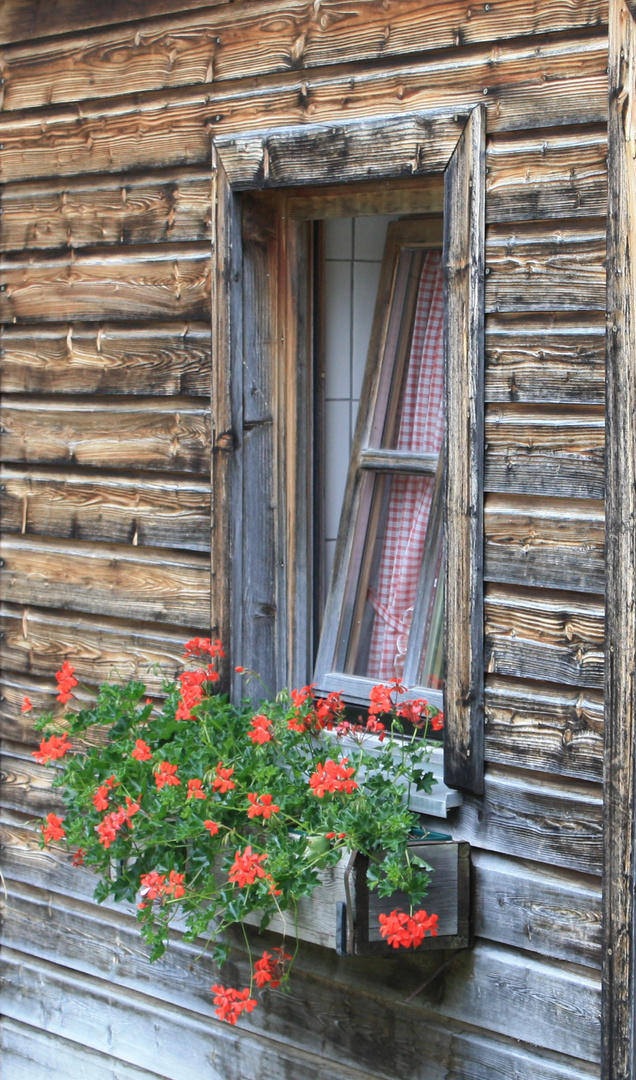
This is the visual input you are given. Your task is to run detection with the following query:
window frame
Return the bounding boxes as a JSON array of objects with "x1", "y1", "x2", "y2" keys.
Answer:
[{"x1": 211, "y1": 106, "x2": 486, "y2": 794}]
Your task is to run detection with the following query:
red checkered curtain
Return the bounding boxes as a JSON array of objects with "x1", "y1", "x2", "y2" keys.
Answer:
[{"x1": 366, "y1": 250, "x2": 444, "y2": 680}]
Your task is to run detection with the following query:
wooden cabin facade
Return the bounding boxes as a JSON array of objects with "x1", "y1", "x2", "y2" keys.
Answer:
[{"x1": 2, "y1": 0, "x2": 636, "y2": 1077}]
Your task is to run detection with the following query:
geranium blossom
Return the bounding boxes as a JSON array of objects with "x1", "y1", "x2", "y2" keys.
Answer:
[
  {"x1": 21, "y1": 696, "x2": 33, "y2": 713},
  {"x1": 228, "y1": 846, "x2": 268, "y2": 887},
  {"x1": 139, "y1": 869, "x2": 185, "y2": 902},
  {"x1": 246, "y1": 793, "x2": 280, "y2": 819},
  {"x1": 41, "y1": 812, "x2": 65, "y2": 843},
  {"x1": 71, "y1": 848, "x2": 85, "y2": 866},
  {"x1": 253, "y1": 948, "x2": 291, "y2": 989},
  {"x1": 96, "y1": 797, "x2": 139, "y2": 848},
  {"x1": 187, "y1": 778, "x2": 206, "y2": 800},
  {"x1": 131, "y1": 738, "x2": 152, "y2": 761},
  {"x1": 55, "y1": 661, "x2": 78, "y2": 704},
  {"x1": 32, "y1": 732, "x2": 71, "y2": 765},
  {"x1": 309, "y1": 758, "x2": 358, "y2": 798},
  {"x1": 184, "y1": 637, "x2": 224, "y2": 660},
  {"x1": 378, "y1": 908, "x2": 439, "y2": 949},
  {"x1": 212, "y1": 763, "x2": 235, "y2": 794},
  {"x1": 210, "y1": 984, "x2": 256, "y2": 1025},
  {"x1": 314, "y1": 691, "x2": 345, "y2": 731},
  {"x1": 154, "y1": 761, "x2": 180, "y2": 789},
  {"x1": 204, "y1": 819, "x2": 219, "y2": 836},
  {"x1": 248, "y1": 714, "x2": 273, "y2": 745}
]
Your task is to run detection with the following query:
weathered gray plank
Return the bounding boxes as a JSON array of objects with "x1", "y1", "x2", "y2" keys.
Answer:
[
  {"x1": 603, "y1": 1, "x2": 636, "y2": 1075},
  {"x1": 0, "y1": 396, "x2": 210, "y2": 473},
  {"x1": 484, "y1": 312, "x2": 606, "y2": 405},
  {"x1": 0, "y1": 0, "x2": 608, "y2": 104},
  {"x1": 485, "y1": 220, "x2": 606, "y2": 312},
  {"x1": 0, "y1": 466, "x2": 210, "y2": 552},
  {"x1": 486, "y1": 126, "x2": 607, "y2": 222},
  {"x1": 473, "y1": 851, "x2": 602, "y2": 970},
  {"x1": 0, "y1": 36, "x2": 609, "y2": 182},
  {"x1": 0, "y1": 536, "x2": 210, "y2": 626},
  {"x1": 485, "y1": 676, "x2": 604, "y2": 782},
  {"x1": 0, "y1": 603, "x2": 202, "y2": 695},
  {"x1": 0, "y1": 171, "x2": 211, "y2": 252},
  {"x1": 0, "y1": 245, "x2": 211, "y2": 323},
  {"x1": 484, "y1": 494, "x2": 605, "y2": 593},
  {"x1": 485, "y1": 585, "x2": 604, "y2": 689},
  {"x1": 430, "y1": 765, "x2": 603, "y2": 876},
  {"x1": 485, "y1": 404, "x2": 605, "y2": 499},
  {"x1": 0, "y1": 1019, "x2": 167, "y2": 1080},
  {"x1": 0, "y1": 322, "x2": 210, "y2": 397},
  {"x1": 0, "y1": 751, "x2": 63, "y2": 818}
]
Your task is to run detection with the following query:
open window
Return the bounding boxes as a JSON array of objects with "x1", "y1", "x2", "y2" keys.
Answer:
[{"x1": 211, "y1": 107, "x2": 485, "y2": 796}]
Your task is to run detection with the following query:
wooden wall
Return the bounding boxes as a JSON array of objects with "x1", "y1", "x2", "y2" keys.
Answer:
[{"x1": 0, "y1": 1, "x2": 609, "y2": 1078}]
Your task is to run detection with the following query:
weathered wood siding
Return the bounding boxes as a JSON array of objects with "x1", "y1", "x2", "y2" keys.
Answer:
[{"x1": 0, "y1": 1, "x2": 608, "y2": 1077}]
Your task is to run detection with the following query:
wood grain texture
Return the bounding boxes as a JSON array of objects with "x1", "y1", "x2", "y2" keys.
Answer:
[
  {"x1": 0, "y1": 322, "x2": 210, "y2": 396},
  {"x1": 0, "y1": 603, "x2": 205, "y2": 693},
  {"x1": 484, "y1": 493, "x2": 605, "y2": 593},
  {"x1": 0, "y1": 171, "x2": 211, "y2": 252},
  {"x1": 0, "y1": 536, "x2": 210, "y2": 626},
  {"x1": 431, "y1": 765, "x2": 603, "y2": 877},
  {"x1": 603, "y1": 2, "x2": 636, "y2": 1076},
  {"x1": 485, "y1": 312, "x2": 606, "y2": 404},
  {"x1": 484, "y1": 675, "x2": 604, "y2": 781},
  {"x1": 473, "y1": 850, "x2": 602, "y2": 970},
  {"x1": 0, "y1": 245, "x2": 211, "y2": 323},
  {"x1": 486, "y1": 126, "x2": 607, "y2": 222},
  {"x1": 0, "y1": 397, "x2": 210, "y2": 473},
  {"x1": 0, "y1": 751, "x2": 63, "y2": 818},
  {"x1": 485, "y1": 585, "x2": 604, "y2": 689},
  {"x1": 0, "y1": 0, "x2": 608, "y2": 105},
  {"x1": 485, "y1": 403, "x2": 605, "y2": 499},
  {"x1": 0, "y1": 466, "x2": 211, "y2": 551},
  {"x1": 0, "y1": 0, "x2": 228, "y2": 46},
  {"x1": 443, "y1": 105, "x2": 485, "y2": 795},
  {"x1": 0, "y1": 36, "x2": 609, "y2": 182},
  {"x1": 485, "y1": 220, "x2": 606, "y2": 312},
  {"x1": 0, "y1": 1019, "x2": 166, "y2": 1080}
]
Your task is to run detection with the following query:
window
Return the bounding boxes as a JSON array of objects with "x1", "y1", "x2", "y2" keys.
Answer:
[{"x1": 211, "y1": 106, "x2": 485, "y2": 794}]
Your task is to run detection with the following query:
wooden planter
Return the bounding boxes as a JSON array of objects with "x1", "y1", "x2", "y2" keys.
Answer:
[{"x1": 246, "y1": 837, "x2": 471, "y2": 956}]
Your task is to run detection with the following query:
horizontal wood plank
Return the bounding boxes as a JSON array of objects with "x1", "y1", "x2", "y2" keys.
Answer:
[
  {"x1": 485, "y1": 220, "x2": 606, "y2": 312},
  {"x1": 0, "y1": 322, "x2": 210, "y2": 396},
  {"x1": 484, "y1": 493, "x2": 605, "y2": 592},
  {"x1": 0, "y1": 1019, "x2": 166, "y2": 1080},
  {"x1": 0, "y1": 603, "x2": 205, "y2": 693},
  {"x1": 0, "y1": 397, "x2": 210, "y2": 473},
  {"x1": 486, "y1": 126, "x2": 607, "y2": 222},
  {"x1": 485, "y1": 312, "x2": 606, "y2": 404},
  {"x1": 429, "y1": 765, "x2": 603, "y2": 876},
  {"x1": 0, "y1": 0, "x2": 608, "y2": 105},
  {"x1": 473, "y1": 850, "x2": 602, "y2": 969},
  {"x1": 0, "y1": 466, "x2": 211, "y2": 551},
  {"x1": 0, "y1": 536, "x2": 210, "y2": 625},
  {"x1": 484, "y1": 675, "x2": 604, "y2": 781},
  {"x1": 0, "y1": 245, "x2": 211, "y2": 323},
  {"x1": 0, "y1": 0, "x2": 228, "y2": 46},
  {"x1": 485, "y1": 403, "x2": 605, "y2": 499},
  {"x1": 0, "y1": 37, "x2": 609, "y2": 182},
  {"x1": 485, "y1": 585, "x2": 605, "y2": 689},
  {"x1": 0, "y1": 750, "x2": 62, "y2": 818},
  {"x1": 0, "y1": 171, "x2": 211, "y2": 252}
]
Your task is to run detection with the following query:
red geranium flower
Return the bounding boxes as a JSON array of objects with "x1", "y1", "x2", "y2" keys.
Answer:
[
  {"x1": 204, "y1": 819, "x2": 219, "y2": 836},
  {"x1": 21, "y1": 696, "x2": 33, "y2": 713},
  {"x1": 154, "y1": 762, "x2": 180, "y2": 789},
  {"x1": 55, "y1": 661, "x2": 78, "y2": 704},
  {"x1": 248, "y1": 714, "x2": 273, "y2": 745},
  {"x1": 210, "y1": 984, "x2": 257, "y2": 1025},
  {"x1": 32, "y1": 732, "x2": 71, "y2": 765},
  {"x1": 132, "y1": 739, "x2": 152, "y2": 761},
  {"x1": 228, "y1": 845, "x2": 268, "y2": 888},
  {"x1": 309, "y1": 758, "x2": 358, "y2": 798},
  {"x1": 253, "y1": 948, "x2": 292, "y2": 989},
  {"x1": 187, "y1": 778, "x2": 206, "y2": 800},
  {"x1": 246, "y1": 793, "x2": 280, "y2": 819},
  {"x1": 212, "y1": 763, "x2": 235, "y2": 794},
  {"x1": 378, "y1": 908, "x2": 438, "y2": 949},
  {"x1": 41, "y1": 812, "x2": 65, "y2": 843}
]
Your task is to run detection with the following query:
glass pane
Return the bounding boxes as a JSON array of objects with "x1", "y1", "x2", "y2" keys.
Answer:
[{"x1": 341, "y1": 471, "x2": 443, "y2": 683}]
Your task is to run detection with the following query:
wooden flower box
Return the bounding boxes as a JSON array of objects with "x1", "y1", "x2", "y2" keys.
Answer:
[{"x1": 246, "y1": 837, "x2": 471, "y2": 956}]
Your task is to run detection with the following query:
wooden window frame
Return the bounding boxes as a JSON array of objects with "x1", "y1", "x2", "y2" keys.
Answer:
[{"x1": 211, "y1": 106, "x2": 486, "y2": 794}]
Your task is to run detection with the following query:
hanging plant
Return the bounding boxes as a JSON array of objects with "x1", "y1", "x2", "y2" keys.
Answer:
[{"x1": 28, "y1": 638, "x2": 443, "y2": 1025}]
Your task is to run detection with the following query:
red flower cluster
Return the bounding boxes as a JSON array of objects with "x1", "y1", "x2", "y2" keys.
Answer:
[
  {"x1": 210, "y1": 984, "x2": 256, "y2": 1025},
  {"x1": 92, "y1": 774, "x2": 119, "y2": 811},
  {"x1": 139, "y1": 869, "x2": 186, "y2": 903},
  {"x1": 32, "y1": 731, "x2": 71, "y2": 765},
  {"x1": 212, "y1": 763, "x2": 235, "y2": 794},
  {"x1": 176, "y1": 669, "x2": 207, "y2": 721},
  {"x1": 41, "y1": 812, "x2": 65, "y2": 843},
  {"x1": 184, "y1": 637, "x2": 224, "y2": 660},
  {"x1": 131, "y1": 738, "x2": 152, "y2": 761},
  {"x1": 368, "y1": 679, "x2": 404, "y2": 717},
  {"x1": 187, "y1": 778, "x2": 206, "y2": 800},
  {"x1": 397, "y1": 698, "x2": 444, "y2": 731},
  {"x1": 246, "y1": 793, "x2": 279, "y2": 819},
  {"x1": 154, "y1": 761, "x2": 180, "y2": 789},
  {"x1": 21, "y1": 696, "x2": 33, "y2": 713},
  {"x1": 55, "y1": 661, "x2": 78, "y2": 704},
  {"x1": 228, "y1": 845, "x2": 268, "y2": 887},
  {"x1": 253, "y1": 948, "x2": 291, "y2": 989},
  {"x1": 71, "y1": 847, "x2": 85, "y2": 866},
  {"x1": 309, "y1": 758, "x2": 358, "y2": 798},
  {"x1": 248, "y1": 714, "x2": 273, "y2": 745},
  {"x1": 96, "y1": 797, "x2": 140, "y2": 848},
  {"x1": 313, "y1": 691, "x2": 345, "y2": 731},
  {"x1": 204, "y1": 819, "x2": 220, "y2": 835},
  {"x1": 378, "y1": 908, "x2": 439, "y2": 949}
]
